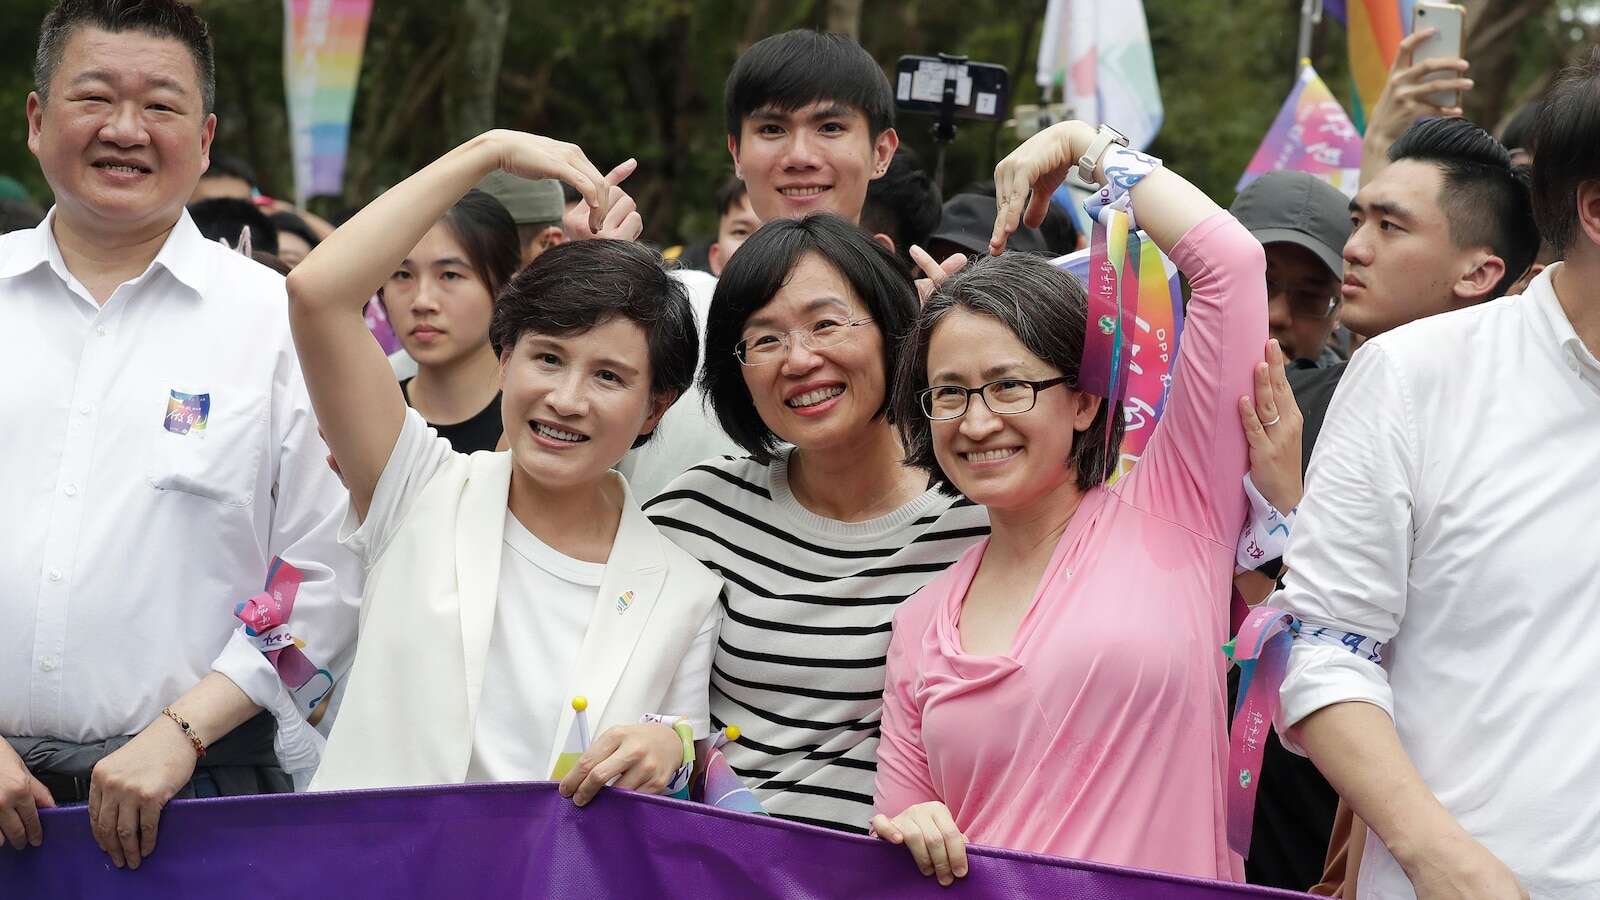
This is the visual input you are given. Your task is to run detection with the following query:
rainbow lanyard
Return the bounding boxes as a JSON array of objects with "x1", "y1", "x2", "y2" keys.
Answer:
[{"x1": 1222, "y1": 606, "x2": 1300, "y2": 858}]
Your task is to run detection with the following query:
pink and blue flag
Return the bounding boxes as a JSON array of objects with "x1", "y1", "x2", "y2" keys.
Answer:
[
  {"x1": 283, "y1": 0, "x2": 373, "y2": 205},
  {"x1": 1237, "y1": 61, "x2": 1364, "y2": 199}
]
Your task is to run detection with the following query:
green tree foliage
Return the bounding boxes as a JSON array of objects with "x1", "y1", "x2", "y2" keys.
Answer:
[{"x1": 1, "y1": 0, "x2": 1591, "y2": 244}]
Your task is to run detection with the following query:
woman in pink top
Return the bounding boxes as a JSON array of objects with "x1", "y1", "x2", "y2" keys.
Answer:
[{"x1": 871, "y1": 121, "x2": 1270, "y2": 883}]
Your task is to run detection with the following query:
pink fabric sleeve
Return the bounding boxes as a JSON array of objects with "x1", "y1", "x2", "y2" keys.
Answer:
[
  {"x1": 873, "y1": 592, "x2": 940, "y2": 818},
  {"x1": 1121, "y1": 212, "x2": 1266, "y2": 544}
]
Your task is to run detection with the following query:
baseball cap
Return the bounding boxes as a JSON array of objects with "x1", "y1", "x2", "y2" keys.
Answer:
[
  {"x1": 927, "y1": 193, "x2": 1049, "y2": 257},
  {"x1": 476, "y1": 171, "x2": 565, "y2": 226},
  {"x1": 1230, "y1": 171, "x2": 1351, "y2": 279}
]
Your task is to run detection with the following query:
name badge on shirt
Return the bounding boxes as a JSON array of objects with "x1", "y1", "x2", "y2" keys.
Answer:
[{"x1": 164, "y1": 390, "x2": 210, "y2": 436}]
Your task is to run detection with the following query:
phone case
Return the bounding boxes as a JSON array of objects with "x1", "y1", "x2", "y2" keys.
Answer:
[{"x1": 1412, "y1": 2, "x2": 1467, "y2": 108}]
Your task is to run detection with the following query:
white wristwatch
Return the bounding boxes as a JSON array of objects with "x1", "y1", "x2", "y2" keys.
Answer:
[{"x1": 1066, "y1": 123, "x2": 1130, "y2": 190}]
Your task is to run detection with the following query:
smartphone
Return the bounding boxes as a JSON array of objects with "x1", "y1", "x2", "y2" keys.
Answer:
[
  {"x1": 1411, "y1": 2, "x2": 1467, "y2": 109},
  {"x1": 893, "y1": 55, "x2": 1010, "y2": 122}
]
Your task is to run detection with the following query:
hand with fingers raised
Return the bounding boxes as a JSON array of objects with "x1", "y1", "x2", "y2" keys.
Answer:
[
  {"x1": 557, "y1": 723, "x2": 683, "y2": 807},
  {"x1": 909, "y1": 244, "x2": 968, "y2": 305},
  {"x1": 483, "y1": 129, "x2": 615, "y2": 235},
  {"x1": 1238, "y1": 339, "x2": 1305, "y2": 515},
  {"x1": 871, "y1": 801, "x2": 970, "y2": 887},
  {"x1": 1362, "y1": 29, "x2": 1473, "y2": 178},
  {"x1": 988, "y1": 120, "x2": 1101, "y2": 257},
  {"x1": 562, "y1": 158, "x2": 644, "y2": 242}
]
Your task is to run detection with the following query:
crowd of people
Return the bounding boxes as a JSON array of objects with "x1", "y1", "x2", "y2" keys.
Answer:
[{"x1": 2, "y1": 2, "x2": 1597, "y2": 898}]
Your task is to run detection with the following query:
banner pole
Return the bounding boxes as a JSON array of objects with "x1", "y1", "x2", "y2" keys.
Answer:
[{"x1": 1296, "y1": 0, "x2": 1323, "y2": 77}]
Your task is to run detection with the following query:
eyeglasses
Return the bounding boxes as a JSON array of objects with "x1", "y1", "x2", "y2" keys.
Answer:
[
  {"x1": 918, "y1": 375, "x2": 1074, "y2": 421},
  {"x1": 735, "y1": 317, "x2": 875, "y2": 366},
  {"x1": 1266, "y1": 273, "x2": 1339, "y2": 320}
]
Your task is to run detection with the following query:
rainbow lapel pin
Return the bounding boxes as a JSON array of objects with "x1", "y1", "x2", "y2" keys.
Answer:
[{"x1": 615, "y1": 590, "x2": 635, "y2": 614}]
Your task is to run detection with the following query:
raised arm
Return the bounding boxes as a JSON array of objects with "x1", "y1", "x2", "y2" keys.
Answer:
[
  {"x1": 989, "y1": 120, "x2": 1222, "y2": 257},
  {"x1": 991, "y1": 120, "x2": 1266, "y2": 540},
  {"x1": 284, "y1": 131, "x2": 612, "y2": 517}
]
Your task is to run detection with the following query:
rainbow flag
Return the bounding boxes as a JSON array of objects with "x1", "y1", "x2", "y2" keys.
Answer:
[
  {"x1": 692, "y1": 726, "x2": 766, "y2": 815},
  {"x1": 282, "y1": 0, "x2": 373, "y2": 205},
  {"x1": 1330, "y1": 0, "x2": 1414, "y2": 131},
  {"x1": 1237, "y1": 62, "x2": 1364, "y2": 198}
]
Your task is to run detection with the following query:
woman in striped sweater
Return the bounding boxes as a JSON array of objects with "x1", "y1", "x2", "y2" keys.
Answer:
[{"x1": 644, "y1": 214, "x2": 989, "y2": 833}]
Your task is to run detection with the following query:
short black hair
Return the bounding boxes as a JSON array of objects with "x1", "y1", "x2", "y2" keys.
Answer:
[
  {"x1": 203, "y1": 152, "x2": 256, "y2": 187},
  {"x1": 714, "y1": 176, "x2": 748, "y2": 218},
  {"x1": 189, "y1": 197, "x2": 277, "y2": 254},
  {"x1": 1498, "y1": 101, "x2": 1541, "y2": 154},
  {"x1": 35, "y1": 0, "x2": 215, "y2": 114},
  {"x1": 861, "y1": 146, "x2": 942, "y2": 277},
  {"x1": 489, "y1": 240, "x2": 697, "y2": 449},
  {"x1": 270, "y1": 211, "x2": 319, "y2": 250},
  {"x1": 1388, "y1": 117, "x2": 1538, "y2": 298},
  {"x1": 724, "y1": 30, "x2": 893, "y2": 145},
  {"x1": 440, "y1": 189, "x2": 521, "y2": 300},
  {"x1": 894, "y1": 253, "x2": 1124, "y2": 495},
  {"x1": 1529, "y1": 47, "x2": 1600, "y2": 254},
  {"x1": 702, "y1": 213, "x2": 918, "y2": 462}
]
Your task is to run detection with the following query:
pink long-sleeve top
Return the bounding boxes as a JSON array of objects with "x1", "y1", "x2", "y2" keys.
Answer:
[{"x1": 874, "y1": 212, "x2": 1266, "y2": 881}]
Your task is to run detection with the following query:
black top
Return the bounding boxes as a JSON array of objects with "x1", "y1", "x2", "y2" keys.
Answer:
[
  {"x1": 1233, "y1": 358, "x2": 1350, "y2": 891},
  {"x1": 399, "y1": 378, "x2": 504, "y2": 454}
]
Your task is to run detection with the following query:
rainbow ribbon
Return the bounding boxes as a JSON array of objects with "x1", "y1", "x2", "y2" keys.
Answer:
[
  {"x1": 234, "y1": 558, "x2": 327, "y2": 698},
  {"x1": 1223, "y1": 606, "x2": 1300, "y2": 857}
]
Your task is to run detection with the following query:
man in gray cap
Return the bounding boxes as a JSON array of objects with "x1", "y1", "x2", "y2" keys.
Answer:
[
  {"x1": 1230, "y1": 170, "x2": 1351, "y2": 368},
  {"x1": 477, "y1": 170, "x2": 567, "y2": 265}
]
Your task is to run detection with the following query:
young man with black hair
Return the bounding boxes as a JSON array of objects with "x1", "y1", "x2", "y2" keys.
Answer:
[
  {"x1": 1274, "y1": 51, "x2": 1600, "y2": 898},
  {"x1": 723, "y1": 29, "x2": 898, "y2": 225},
  {"x1": 0, "y1": 0, "x2": 358, "y2": 867},
  {"x1": 1285, "y1": 115, "x2": 1538, "y2": 470}
]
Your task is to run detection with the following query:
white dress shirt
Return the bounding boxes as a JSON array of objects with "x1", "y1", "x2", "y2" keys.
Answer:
[
  {"x1": 0, "y1": 211, "x2": 361, "y2": 771},
  {"x1": 1276, "y1": 263, "x2": 1600, "y2": 899}
]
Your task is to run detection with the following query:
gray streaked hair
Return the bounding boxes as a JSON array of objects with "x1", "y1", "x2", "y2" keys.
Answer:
[{"x1": 892, "y1": 252, "x2": 1125, "y2": 495}]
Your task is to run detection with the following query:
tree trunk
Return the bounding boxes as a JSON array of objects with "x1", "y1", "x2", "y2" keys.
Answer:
[
  {"x1": 827, "y1": 0, "x2": 864, "y2": 36},
  {"x1": 440, "y1": 0, "x2": 511, "y2": 146},
  {"x1": 1459, "y1": 0, "x2": 1553, "y2": 132}
]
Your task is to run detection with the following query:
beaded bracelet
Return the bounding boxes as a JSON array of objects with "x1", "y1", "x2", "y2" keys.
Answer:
[{"x1": 161, "y1": 706, "x2": 207, "y2": 758}]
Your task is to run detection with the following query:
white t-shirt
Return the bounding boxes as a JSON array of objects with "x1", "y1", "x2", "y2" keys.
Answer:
[
  {"x1": 347, "y1": 408, "x2": 720, "y2": 779},
  {"x1": 465, "y1": 512, "x2": 604, "y2": 782}
]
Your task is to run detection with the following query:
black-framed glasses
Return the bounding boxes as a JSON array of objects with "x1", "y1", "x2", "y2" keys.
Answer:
[
  {"x1": 735, "y1": 317, "x2": 875, "y2": 366},
  {"x1": 1266, "y1": 273, "x2": 1339, "y2": 320},
  {"x1": 918, "y1": 375, "x2": 1074, "y2": 421}
]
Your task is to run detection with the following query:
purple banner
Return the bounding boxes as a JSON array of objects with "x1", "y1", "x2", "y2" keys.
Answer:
[{"x1": 1, "y1": 782, "x2": 1313, "y2": 898}]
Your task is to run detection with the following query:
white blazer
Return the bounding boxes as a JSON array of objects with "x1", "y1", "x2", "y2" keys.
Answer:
[{"x1": 310, "y1": 448, "x2": 721, "y2": 791}]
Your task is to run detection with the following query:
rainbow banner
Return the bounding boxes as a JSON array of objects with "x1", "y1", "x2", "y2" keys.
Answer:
[
  {"x1": 1237, "y1": 62, "x2": 1364, "y2": 198},
  {"x1": 1328, "y1": 0, "x2": 1414, "y2": 131},
  {"x1": 283, "y1": 0, "x2": 373, "y2": 205},
  {"x1": 1055, "y1": 235, "x2": 1185, "y2": 480},
  {"x1": 0, "y1": 783, "x2": 1314, "y2": 899}
]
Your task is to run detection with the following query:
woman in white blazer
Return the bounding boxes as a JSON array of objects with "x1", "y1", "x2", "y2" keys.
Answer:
[{"x1": 285, "y1": 130, "x2": 722, "y2": 804}]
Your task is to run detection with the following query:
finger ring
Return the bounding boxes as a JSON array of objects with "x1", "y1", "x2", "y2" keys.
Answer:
[{"x1": 1261, "y1": 413, "x2": 1281, "y2": 427}]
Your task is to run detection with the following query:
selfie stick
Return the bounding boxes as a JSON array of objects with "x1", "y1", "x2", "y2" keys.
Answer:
[{"x1": 930, "y1": 52, "x2": 966, "y2": 192}]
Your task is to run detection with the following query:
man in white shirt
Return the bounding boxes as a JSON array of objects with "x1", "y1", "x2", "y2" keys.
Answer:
[
  {"x1": 0, "y1": 0, "x2": 356, "y2": 870},
  {"x1": 1276, "y1": 54, "x2": 1600, "y2": 899}
]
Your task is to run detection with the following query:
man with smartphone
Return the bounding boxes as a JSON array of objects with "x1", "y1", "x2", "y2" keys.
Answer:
[{"x1": 1273, "y1": 54, "x2": 1600, "y2": 898}]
